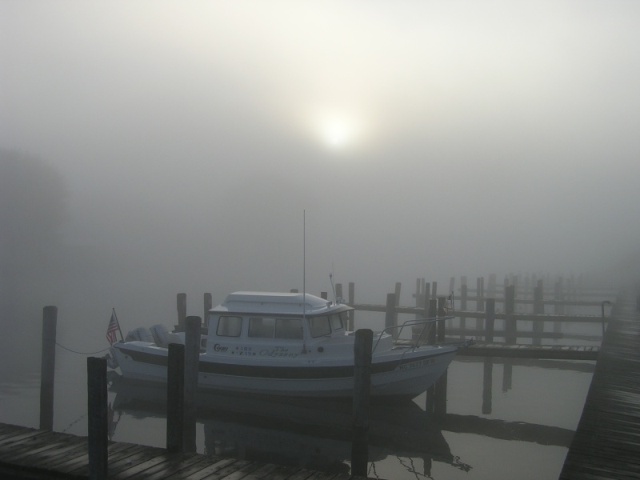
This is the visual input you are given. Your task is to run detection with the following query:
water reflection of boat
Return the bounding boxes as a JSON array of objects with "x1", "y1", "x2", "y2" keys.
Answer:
[
  {"x1": 110, "y1": 292, "x2": 466, "y2": 399},
  {"x1": 109, "y1": 377, "x2": 471, "y2": 475}
]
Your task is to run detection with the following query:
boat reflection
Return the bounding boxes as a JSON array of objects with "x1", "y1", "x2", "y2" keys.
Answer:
[{"x1": 108, "y1": 375, "x2": 471, "y2": 475}]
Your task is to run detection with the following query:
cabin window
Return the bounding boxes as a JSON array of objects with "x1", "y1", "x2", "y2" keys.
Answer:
[
  {"x1": 329, "y1": 314, "x2": 344, "y2": 331},
  {"x1": 275, "y1": 318, "x2": 303, "y2": 339},
  {"x1": 217, "y1": 316, "x2": 242, "y2": 337},
  {"x1": 310, "y1": 316, "x2": 331, "y2": 337},
  {"x1": 249, "y1": 317, "x2": 276, "y2": 338}
]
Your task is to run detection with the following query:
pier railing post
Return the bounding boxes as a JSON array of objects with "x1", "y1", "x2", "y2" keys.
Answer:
[
  {"x1": 183, "y1": 316, "x2": 201, "y2": 453},
  {"x1": 40, "y1": 306, "x2": 57, "y2": 431},
  {"x1": 167, "y1": 343, "x2": 185, "y2": 453},
  {"x1": 87, "y1": 357, "x2": 108, "y2": 480},
  {"x1": 352, "y1": 329, "x2": 372, "y2": 478}
]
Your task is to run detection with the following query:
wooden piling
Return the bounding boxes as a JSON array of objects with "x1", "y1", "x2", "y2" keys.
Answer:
[
  {"x1": 203, "y1": 293, "x2": 212, "y2": 325},
  {"x1": 39, "y1": 306, "x2": 57, "y2": 431},
  {"x1": 485, "y1": 298, "x2": 495, "y2": 342},
  {"x1": 394, "y1": 282, "x2": 401, "y2": 306},
  {"x1": 426, "y1": 298, "x2": 438, "y2": 413},
  {"x1": 503, "y1": 287, "x2": 515, "y2": 391},
  {"x1": 476, "y1": 277, "x2": 485, "y2": 311},
  {"x1": 167, "y1": 343, "x2": 185, "y2": 454},
  {"x1": 177, "y1": 293, "x2": 187, "y2": 331},
  {"x1": 427, "y1": 299, "x2": 437, "y2": 345},
  {"x1": 352, "y1": 329, "x2": 372, "y2": 478},
  {"x1": 554, "y1": 278, "x2": 564, "y2": 333},
  {"x1": 335, "y1": 283, "x2": 343, "y2": 302},
  {"x1": 384, "y1": 293, "x2": 397, "y2": 337},
  {"x1": 87, "y1": 357, "x2": 108, "y2": 480},
  {"x1": 476, "y1": 277, "x2": 485, "y2": 332},
  {"x1": 488, "y1": 273, "x2": 497, "y2": 298},
  {"x1": 437, "y1": 296, "x2": 447, "y2": 343},
  {"x1": 505, "y1": 285, "x2": 516, "y2": 344},
  {"x1": 459, "y1": 278, "x2": 468, "y2": 338},
  {"x1": 482, "y1": 358, "x2": 493, "y2": 414},
  {"x1": 533, "y1": 280, "x2": 544, "y2": 346},
  {"x1": 348, "y1": 282, "x2": 355, "y2": 330},
  {"x1": 434, "y1": 297, "x2": 448, "y2": 415},
  {"x1": 183, "y1": 316, "x2": 201, "y2": 453}
]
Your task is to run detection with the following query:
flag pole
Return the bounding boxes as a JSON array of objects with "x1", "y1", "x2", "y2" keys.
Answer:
[{"x1": 113, "y1": 308, "x2": 124, "y2": 342}]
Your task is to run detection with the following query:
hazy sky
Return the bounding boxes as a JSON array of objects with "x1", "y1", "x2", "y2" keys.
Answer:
[{"x1": 2, "y1": 1, "x2": 640, "y2": 318}]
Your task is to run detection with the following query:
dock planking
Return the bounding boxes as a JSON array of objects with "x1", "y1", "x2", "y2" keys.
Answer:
[
  {"x1": 0, "y1": 423, "x2": 371, "y2": 480},
  {"x1": 559, "y1": 294, "x2": 640, "y2": 479}
]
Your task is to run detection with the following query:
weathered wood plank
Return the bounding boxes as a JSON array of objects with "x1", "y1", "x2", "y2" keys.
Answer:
[
  {"x1": 180, "y1": 458, "x2": 250, "y2": 480},
  {"x1": 124, "y1": 452, "x2": 203, "y2": 480},
  {"x1": 206, "y1": 460, "x2": 262, "y2": 479},
  {"x1": 162, "y1": 456, "x2": 235, "y2": 480},
  {"x1": 111, "y1": 450, "x2": 175, "y2": 479},
  {"x1": 162, "y1": 457, "x2": 238, "y2": 480}
]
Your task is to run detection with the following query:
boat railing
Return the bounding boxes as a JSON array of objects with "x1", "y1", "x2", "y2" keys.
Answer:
[{"x1": 372, "y1": 316, "x2": 455, "y2": 352}]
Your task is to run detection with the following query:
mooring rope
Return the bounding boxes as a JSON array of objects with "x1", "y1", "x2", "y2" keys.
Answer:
[
  {"x1": 55, "y1": 342, "x2": 110, "y2": 356},
  {"x1": 368, "y1": 461, "x2": 381, "y2": 479},
  {"x1": 61, "y1": 413, "x2": 87, "y2": 433}
]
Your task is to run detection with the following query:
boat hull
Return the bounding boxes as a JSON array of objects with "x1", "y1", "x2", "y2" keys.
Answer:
[{"x1": 110, "y1": 343, "x2": 456, "y2": 399}]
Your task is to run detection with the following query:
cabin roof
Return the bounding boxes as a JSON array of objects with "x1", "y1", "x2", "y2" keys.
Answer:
[{"x1": 211, "y1": 291, "x2": 351, "y2": 316}]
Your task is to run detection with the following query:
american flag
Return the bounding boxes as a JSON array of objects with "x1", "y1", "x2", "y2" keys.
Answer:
[{"x1": 106, "y1": 310, "x2": 121, "y2": 345}]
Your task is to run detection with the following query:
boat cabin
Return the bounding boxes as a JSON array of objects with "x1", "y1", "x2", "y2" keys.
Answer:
[{"x1": 206, "y1": 292, "x2": 354, "y2": 356}]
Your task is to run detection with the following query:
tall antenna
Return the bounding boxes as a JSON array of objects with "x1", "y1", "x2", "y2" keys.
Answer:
[
  {"x1": 302, "y1": 210, "x2": 307, "y2": 354},
  {"x1": 303, "y1": 210, "x2": 306, "y2": 320}
]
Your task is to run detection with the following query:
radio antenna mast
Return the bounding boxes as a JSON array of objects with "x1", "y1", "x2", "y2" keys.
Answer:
[{"x1": 303, "y1": 210, "x2": 306, "y2": 319}]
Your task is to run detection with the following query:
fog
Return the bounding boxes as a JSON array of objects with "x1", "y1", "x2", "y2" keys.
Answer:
[{"x1": 2, "y1": 1, "x2": 639, "y2": 368}]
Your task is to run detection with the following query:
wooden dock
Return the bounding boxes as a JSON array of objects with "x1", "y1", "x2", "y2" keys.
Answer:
[
  {"x1": 560, "y1": 293, "x2": 640, "y2": 479},
  {"x1": 458, "y1": 343, "x2": 600, "y2": 360},
  {"x1": 0, "y1": 423, "x2": 371, "y2": 480}
]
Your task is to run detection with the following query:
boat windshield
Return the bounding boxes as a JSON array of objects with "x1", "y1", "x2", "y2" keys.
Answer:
[
  {"x1": 248, "y1": 317, "x2": 303, "y2": 340},
  {"x1": 217, "y1": 316, "x2": 243, "y2": 337},
  {"x1": 309, "y1": 312, "x2": 346, "y2": 338}
]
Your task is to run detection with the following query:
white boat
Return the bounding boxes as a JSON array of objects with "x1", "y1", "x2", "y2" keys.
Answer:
[{"x1": 109, "y1": 291, "x2": 465, "y2": 399}]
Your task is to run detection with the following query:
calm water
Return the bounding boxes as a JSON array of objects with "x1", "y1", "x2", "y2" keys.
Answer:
[{"x1": 0, "y1": 346, "x2": 594, "y2": 480}]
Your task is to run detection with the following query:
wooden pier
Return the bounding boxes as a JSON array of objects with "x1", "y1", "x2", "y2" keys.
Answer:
[
  {"x1": 0, "y1": 423, "x2": 370, "y2": 480},
  {"x1": 560, "y1": 293, "x2": 640, "y2": 479},
  {"x1": 458, "y1": 343, "x2": 599, "y2": 360}
]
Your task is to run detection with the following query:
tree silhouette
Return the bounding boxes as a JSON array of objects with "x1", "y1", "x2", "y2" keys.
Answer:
[{"x1": 0, "y1": 149, "x2": 68, "y2": 372}]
